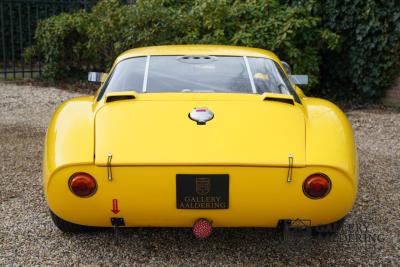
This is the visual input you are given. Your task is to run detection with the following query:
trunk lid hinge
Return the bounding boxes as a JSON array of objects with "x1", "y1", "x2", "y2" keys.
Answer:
[
  {"x1": 107, "y1": 152, "x2": 113, "y2": 181},
  {"x1": 287, "y1": 154, "x2": 294, "y2": 183}
]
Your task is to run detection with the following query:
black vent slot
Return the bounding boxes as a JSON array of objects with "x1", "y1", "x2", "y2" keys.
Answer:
[
  {"x1": 263, "y1": 97, "x2": 294, "y2": 105},
  {"x1": 177, "y1": 55, "x2": 217, "y2": 64},
  {"x1": 106, "y1": 95, "x2": 135, "y2": 103}
]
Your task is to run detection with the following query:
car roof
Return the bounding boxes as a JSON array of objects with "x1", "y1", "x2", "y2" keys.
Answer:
[{"x1": 115, "y1": 45, "x2": 280, "y2": 65}]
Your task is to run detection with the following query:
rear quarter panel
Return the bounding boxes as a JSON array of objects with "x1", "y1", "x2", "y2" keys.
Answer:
[
  {"x1": 303, "y1": 97, "x2": 358, "y2": 198},
  {"x1": 43, "y1": 96, "x2": 95, "y2": 196}
]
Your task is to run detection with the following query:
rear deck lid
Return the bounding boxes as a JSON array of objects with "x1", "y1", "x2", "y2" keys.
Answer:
[{"x1": 94, "y1": 94, "x2": 306, "y2": 166}]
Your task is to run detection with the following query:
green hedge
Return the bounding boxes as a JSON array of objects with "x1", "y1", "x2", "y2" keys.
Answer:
[
  {"x1": 26, "y1": 0, "x2": 400, "y2": 102},
  {"x1": 26, "y1": 0, "x2": 338, "y2": 90},
  {"x1": 319, "y1": 0, "x2": 400, "y2": 100}
]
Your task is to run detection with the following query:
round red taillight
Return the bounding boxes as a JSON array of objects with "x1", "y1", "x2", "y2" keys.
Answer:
[
  {"x1": 303, "y1": 173, "x2": 331, "y2": 199},
  {"x1": 68, "y1": 173, "x2": 97, "y2": 197}
]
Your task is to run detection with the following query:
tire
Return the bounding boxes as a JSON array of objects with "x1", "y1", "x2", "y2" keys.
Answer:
[
  {"x1": 311, "y1": 217, "x2": 346, "y2": 236},
  {"x1": 50, "y1": 210, "x2": 95, "y2": 233}
]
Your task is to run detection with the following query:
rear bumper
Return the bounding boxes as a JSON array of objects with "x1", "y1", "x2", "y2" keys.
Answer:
[{"x1": 45, "y1": 165, "x2": 357, "y2": 227}]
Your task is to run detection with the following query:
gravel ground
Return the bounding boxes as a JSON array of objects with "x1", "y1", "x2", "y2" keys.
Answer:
[{"x1": 0, "y1": 82, "x2": 399, "y2": 266}]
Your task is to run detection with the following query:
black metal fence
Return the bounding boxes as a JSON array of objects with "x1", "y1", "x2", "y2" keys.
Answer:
[{"x1": 0, "y1": 0, "x2": 99, "y2": 79}]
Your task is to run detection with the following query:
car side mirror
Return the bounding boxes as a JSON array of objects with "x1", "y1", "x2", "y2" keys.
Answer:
[
  {"x1": 289, "y1": 75, "x2": 309, "y2": 85},
  {"x1": 88, "y1": 72, "x2": 108, "y2": 83},
  {"x1": 282, "y1": 61, "x2": 309, "y2": 85}
]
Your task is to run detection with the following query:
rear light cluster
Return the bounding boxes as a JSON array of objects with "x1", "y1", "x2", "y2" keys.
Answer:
[
  {"x1": 303, "y1": 173, "x2": 331, "y2": 199},
  {"x1": 68, "y1": 172, "x2": 97, "y2": 197},
  {"x1": 67, "y1": 172, "x2": 331, "y2": 200}
]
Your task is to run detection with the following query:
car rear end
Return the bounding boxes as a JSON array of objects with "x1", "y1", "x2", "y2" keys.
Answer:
[
  {"x1": 47, "y1": 164, "x2": 356, "y2": 228},
  {"x1": 44, "y1": 47, "x2": 357, "y2": 232},
  {"x1": 47, "y1": 93, "x2": 356, "y2": 228}
]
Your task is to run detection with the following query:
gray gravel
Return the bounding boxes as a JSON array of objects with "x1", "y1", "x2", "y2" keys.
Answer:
[{"x1": 0, "y1": 82, "x2": 399, "y2": 266}]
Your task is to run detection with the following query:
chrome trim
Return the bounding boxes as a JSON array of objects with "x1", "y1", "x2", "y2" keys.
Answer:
[
  {"x1": 142, "y1": 55, "x2": 150, "y2": 92},
  {"x1": 107, "y1": 152, "x2": 113, "y2": 181},
  {"x1": 287, "y1": 154, "x2": 293, "y2": 183},
  {"x1": 243, "y1": 56, "x2": 257, "y2": 94}
]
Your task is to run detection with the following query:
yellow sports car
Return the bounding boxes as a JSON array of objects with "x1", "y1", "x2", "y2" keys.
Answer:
[{"x1": 43, "y1": 45, "x2": 357, "y2": 238}]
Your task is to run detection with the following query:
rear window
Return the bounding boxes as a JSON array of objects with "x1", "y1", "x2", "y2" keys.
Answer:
[
  {"x1": 147, "y1": 56, "x2": 252, "y2": 93},
  {"x1": 99, "y1": 55, "x2": 298, "y2": 100}
]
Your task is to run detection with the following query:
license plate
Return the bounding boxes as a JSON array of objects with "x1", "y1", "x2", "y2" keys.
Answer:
[{"x1": 176, "y1": 174, "x2": 229, "y2": 209}]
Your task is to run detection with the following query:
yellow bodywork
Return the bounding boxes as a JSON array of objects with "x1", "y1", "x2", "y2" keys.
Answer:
[{"x1": 43, "y1": 45, "x2": 358, "y2": 228}]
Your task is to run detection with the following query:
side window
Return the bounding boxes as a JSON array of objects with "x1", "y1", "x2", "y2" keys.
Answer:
[
  {"x1": 273, "y1": 62, "x2": 301, "y2": 103},
  {"x1": 247, "y1": 57, "x2": 300, "y2": 103},
  {"x1": 98, "y1": 57, "x2": 146, "y2": 99},
  {"x1": 247, "y1": 57, "x2": 281, "y2": 94}
]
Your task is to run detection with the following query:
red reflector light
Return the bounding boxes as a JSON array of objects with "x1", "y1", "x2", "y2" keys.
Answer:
[
  {"x1": 193, "y1": 218, "x2": 213, "y2": 239},
  {"x1": 68, "y1": 173, "x2": 97, "y2": 197},
  {"x1": 303, "y1": 173, "x2": 331, "y2": 199}
]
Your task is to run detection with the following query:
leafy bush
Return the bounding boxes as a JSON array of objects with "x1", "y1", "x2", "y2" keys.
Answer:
[
  {"x1": 26, "y1": 0, "x2": 400, "y2": 101},
  {"x1": 317, "y1": 0, "x2": 400, "y2": 101},
  {"x1": 27, "y1": 0, "x2": 338, "y2": 91},
  {"x1": 25, "y1": 11, "x2": 91, "y2": 81}
]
